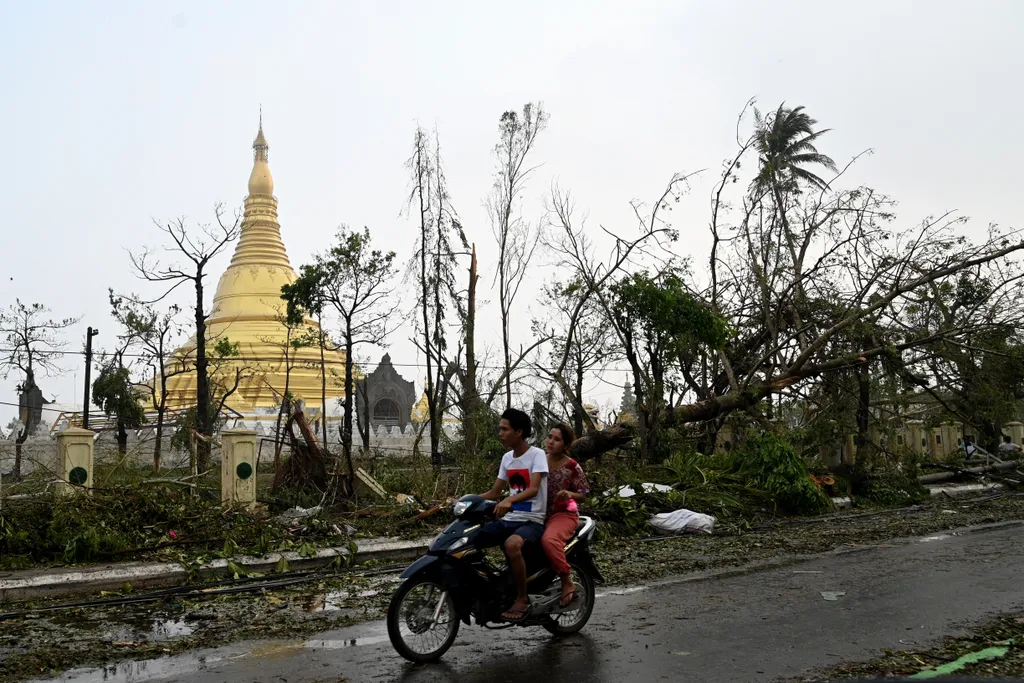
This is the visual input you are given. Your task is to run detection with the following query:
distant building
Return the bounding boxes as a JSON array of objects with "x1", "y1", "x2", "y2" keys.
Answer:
[
  {"x1": 356, "y1": 354, "x2": 416, "y2": 430},
  {"x1": 618, "y1": 380, "x2": 636, "y2": 422}
]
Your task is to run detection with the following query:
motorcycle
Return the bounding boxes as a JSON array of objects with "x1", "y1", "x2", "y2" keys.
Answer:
[{"x1": 386, "y1": 493, "x2": 603, "y2": 663}]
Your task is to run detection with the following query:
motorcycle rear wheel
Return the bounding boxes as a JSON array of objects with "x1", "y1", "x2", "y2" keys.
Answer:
[
  {"x1": 542, "y1": 564, "x2": 596, "y2": 636},
  {"x1": 387, "y1": 576, "x2": 460, "y2": 663}
]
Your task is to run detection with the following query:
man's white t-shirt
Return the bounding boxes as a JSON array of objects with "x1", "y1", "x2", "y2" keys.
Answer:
[{"x1": 497, "y1": 446, "x2": 549, "y2": 524}]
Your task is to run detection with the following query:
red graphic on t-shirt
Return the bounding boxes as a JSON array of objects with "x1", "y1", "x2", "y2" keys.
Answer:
[{"x1": 508, "y1": 468, "x2": 531, "y2": 512}]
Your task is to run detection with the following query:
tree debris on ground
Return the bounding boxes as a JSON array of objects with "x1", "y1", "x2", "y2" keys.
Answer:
[{"x1": 795, "y1": 610, "x2": 1024, "y2": 680}]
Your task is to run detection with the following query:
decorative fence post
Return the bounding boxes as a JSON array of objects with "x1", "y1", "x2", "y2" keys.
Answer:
[
  {"x1": 55, "y1": 427, "x2": 95, "y2": 497},
  {"x1": 221, "y1": 429, "x2": 258, "y2": 508}
]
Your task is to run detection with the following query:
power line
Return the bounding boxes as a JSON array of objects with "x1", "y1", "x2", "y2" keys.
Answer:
[
  {"x1": 0, "y1": 348, "x2": 634, "y2": 375},
  {"x1": 0, "y1": 399, "x2": 84, "y2": 414}
]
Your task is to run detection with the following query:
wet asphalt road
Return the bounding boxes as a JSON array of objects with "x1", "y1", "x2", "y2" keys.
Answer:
[{"x1": 41, "y1": 523, "x2": 1024, "y2": 683}]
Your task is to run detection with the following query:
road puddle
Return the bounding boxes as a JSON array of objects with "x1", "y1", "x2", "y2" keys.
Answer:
[
  {"x1": 304, "y1": 633, "x2": 390, "y2": 648},
  {"x1": 101, "y1": 616, "x2": 198, "y2": 645},
  {"x1": 25, "y1": 652, "x2": 229, "y2": 683},
  {"x1": 920, "y1": 532, "x2": 961, "y2": 543},
  {"x1": 306, "y1": 588, "x2": 383, "y2": 611},
  {"x1": 149, "y1": 618, "x2": 196, "y2": 639}
]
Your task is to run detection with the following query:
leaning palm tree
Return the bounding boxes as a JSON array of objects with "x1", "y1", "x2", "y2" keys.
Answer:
[{"x1": 751, "y1": 103, "x2": 838, "y2": 198}]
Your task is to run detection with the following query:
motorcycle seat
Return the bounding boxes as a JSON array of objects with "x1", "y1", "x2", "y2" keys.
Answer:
[{"x1": 573, "y1": 516, "x2": 594, "y2": 537}]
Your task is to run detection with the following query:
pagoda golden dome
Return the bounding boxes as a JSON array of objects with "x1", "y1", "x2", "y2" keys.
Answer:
[{"x1": 164, "y1": 118, "x2": 347, "y2": 417}]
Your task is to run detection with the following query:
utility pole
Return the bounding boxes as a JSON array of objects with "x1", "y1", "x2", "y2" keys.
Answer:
[
  {"x1": 460, "y1": 244, "x2": 480, "y2": 459},
  {"x1": 82, "y1": 327, "x2": 99, "y2": 429}
]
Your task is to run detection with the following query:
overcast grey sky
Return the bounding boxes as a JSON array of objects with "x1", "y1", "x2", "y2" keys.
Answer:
[{"x1": 1, "y1": 0, "x2": 1022, "y2": 425}]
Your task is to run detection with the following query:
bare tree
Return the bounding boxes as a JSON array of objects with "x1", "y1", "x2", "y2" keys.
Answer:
[
  {"x1": 279, "y1": 283, "x2": 334, "y2": 450},
  {"x1": 488, "y1": 102, "x2": 548, "y2": 410},
  {"x1": 0, "y1": 300, "x2": 80, "y2": 478},
  {"x1": 461, "y1": 245, "x2": 481, "y2": 455},
  {"x1": 536, "y1": 277, "x2": 615, "y2": 436},
  {"x1": 405, "y1": 126, "x2": 468, "y2": 465},
  {"x1": 129, "y1": 206, "x2": 240, "y2": 470},
  {"x1": 108, "y1": 291, "x2": 185, "y2": 471},
  {"x1": 354, "y1": 355, "x2": 372, "y2": 453}
]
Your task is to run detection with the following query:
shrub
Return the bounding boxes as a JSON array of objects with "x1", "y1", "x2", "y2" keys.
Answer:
[
  {"x1": 853, "y1": 467, "x2": 929, "y2": 507},
  {"x1": 730, "y1": 430, "x2": 832, "y2": 515}
]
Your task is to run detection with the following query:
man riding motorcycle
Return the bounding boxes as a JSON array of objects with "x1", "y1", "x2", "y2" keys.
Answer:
[
  {"x1": 476, "y1": 408, "x2": 549, "y2": 622},
  {"x1": 386, "y1": 407, "x2": 601, "y2": 662}
]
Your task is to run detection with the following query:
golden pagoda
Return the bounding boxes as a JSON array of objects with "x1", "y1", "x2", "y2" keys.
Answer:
[{"x1": 164, "y1": 119, "x2": 347, "y2": 421}]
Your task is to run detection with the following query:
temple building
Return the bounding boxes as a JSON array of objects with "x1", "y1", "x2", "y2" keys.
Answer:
[
  {"x1": 356, "y1": 353, "x2": 416, "y2": 430},
  {"x1": 163, "y1": 120, "x2": 348, "y2": 428}
]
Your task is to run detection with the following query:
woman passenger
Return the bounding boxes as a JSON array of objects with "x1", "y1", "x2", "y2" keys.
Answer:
[{"x1": 541, "y1": 423, "x2": 589, "y2": 607}]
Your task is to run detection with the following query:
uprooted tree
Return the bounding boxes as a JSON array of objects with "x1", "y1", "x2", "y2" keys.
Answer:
[{"x1": 545, "y1": 101, "x2": 1024, "y2": 464}]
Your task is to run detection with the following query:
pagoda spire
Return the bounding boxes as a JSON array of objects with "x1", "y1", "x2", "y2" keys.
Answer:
[
  {"x1": 253, "y1": 106, "x2": 268, "y2": 163},
  {"x1": 248, "y1": 113, "x2": 273, "y2": 196},
  {"x1": 216, "y1": 117, "x2": 291, "y2": 280}
]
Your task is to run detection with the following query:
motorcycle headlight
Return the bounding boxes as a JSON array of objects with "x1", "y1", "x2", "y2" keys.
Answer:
[
  {"x1": 448, "y1": 537, "x2": 469, "y2": 552},
  {"x1": 452, "y1": 500, "x2": 472, "y2": 517}
]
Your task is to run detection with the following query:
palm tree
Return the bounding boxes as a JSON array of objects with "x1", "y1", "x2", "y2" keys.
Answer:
[
  {"x1": 750, "y1": 104, "x2": 838, "y2": 387},
  {"x1": 751, "y1": 103, "x2": 838, "y2": 197}
]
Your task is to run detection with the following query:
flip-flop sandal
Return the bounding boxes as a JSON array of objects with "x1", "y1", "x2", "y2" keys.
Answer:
[
  {"x1": 502, "y1": 605, "x2": 531, "y2": 622},
  {"x1": 559, "y1": 591, "x2": 577, "y2": 608}
]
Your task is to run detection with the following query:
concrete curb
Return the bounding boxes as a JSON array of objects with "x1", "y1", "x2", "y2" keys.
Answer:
[{"x1": 0, "y1": 536, "x2": 432, "y2": 602}]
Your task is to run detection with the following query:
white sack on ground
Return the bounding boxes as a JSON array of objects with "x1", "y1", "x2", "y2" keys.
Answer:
[{"x1": 649, "y1": 508, "x2": 716, "y2": 535}]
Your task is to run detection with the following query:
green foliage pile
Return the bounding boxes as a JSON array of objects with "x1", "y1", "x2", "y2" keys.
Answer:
[
  {"x1": 587, "y1": 429, "x2": 832, "y2": 534},
  {"x1": 852, "y1": 466, "x2": 929, "y2": 507},
  {"x1": 0, "y1": 484, "x2": 344, "y2": 570},
  {"x1": 731, "y1": 431, "x2": 832, "y2": 515}
]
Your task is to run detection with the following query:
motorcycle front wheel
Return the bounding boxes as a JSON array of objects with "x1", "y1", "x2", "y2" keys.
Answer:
[
  {"x1": 542, "y1": 564, "x2": 596, "y2": 636},
  {"x1": 387, "y1": 575, "x2": 460, "y2": 663}
]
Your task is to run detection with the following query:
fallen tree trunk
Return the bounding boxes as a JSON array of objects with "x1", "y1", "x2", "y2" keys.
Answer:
[
  {"x1": 917, "y1": 460, "x2": 1020, "y2": 485},
  {"x1": 569, "y1": 422, "x2": 636, "y2": 462}
]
